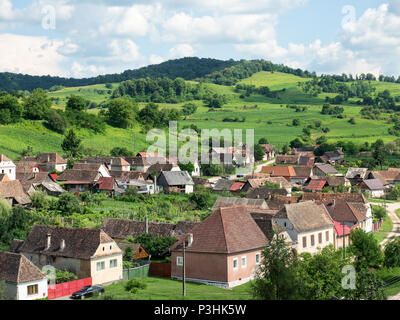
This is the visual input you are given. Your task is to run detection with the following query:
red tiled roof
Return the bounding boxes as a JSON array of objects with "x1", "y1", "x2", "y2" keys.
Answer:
[
  {"x1": 170, "y1": 205, "x2": 268, "y2": 254},
  {"x1": 305, "y1": 179, "x2": 327, "y2": 191},
  {"x1": 229, "y1": 181, "x2": 245, "y2": 192},
  {"x1": 49, "y1": 174, "x2": 58, "y2": 181},
  {"x1": 333, "y1": 220, "x2": 351, "y2": 236},
  {"x1": 261, "y1": 166, "x2": 296, "y2": 177},
  {"x1": 96, "y1": 177, "x2": 114, "y2": 191}
]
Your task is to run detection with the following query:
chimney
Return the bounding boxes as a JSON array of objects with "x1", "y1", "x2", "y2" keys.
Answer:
[
  {"x1": 60, "y1": 239, "x2": 66, "y2": 251},
  {"x1": 187, "y1": 233, "x2": 193, "y2": 248},
  {"x1": 46, "y1": 233, "x2": 51, "y2": 250},
  {"x1": 47, "y1": 155, "x2": 50, "y2": 163},
  {"x1": 145, "y1": 217, "x2": 149, "y2": 233}
]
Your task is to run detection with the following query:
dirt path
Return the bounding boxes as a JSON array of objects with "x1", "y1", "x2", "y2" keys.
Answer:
[{"x1": 372, "y1": 202, "x2": 400, "y2": 247}]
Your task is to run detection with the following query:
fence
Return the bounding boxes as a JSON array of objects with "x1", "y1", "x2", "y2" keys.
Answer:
[
  {"x1": 123, "y1": 264, "x2": 150, "y2": 281},
  {"x1": 373, "y1": 221, "x2": 382, "y2": 232},
  {"x1": 150, "y1": 262, "x2": 171, "y2": 278},
  {"x1": 48, "y1": 277, "x2": 92, "y2": 300}
]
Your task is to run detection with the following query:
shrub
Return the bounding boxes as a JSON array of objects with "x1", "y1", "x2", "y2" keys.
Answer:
[{"x1": 124, "y1": 279, "x2": 147, "y2": 294}]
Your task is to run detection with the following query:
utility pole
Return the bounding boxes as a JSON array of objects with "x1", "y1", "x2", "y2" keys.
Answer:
[{"x1": 343, "y1": 221, "x2": 346, "y2": 259}]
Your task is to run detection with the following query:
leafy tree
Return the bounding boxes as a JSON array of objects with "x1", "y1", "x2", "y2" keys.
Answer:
[
  {"x1": 254, "y1": 144, "x2": 265, "y2": 161},
  {"x1": 0, "y1": 93, "x2": 23, "y2": 124},
  {"x1": 45, "y1": 109, "x2": 68, "y2": 134},
  {"x1": 281, "y1": 144, "x2": 289, "y2": 154},
  {"x1": 61, "y1": 129, "x2": 82, "y2": 158},
  {"x1": 384, "y1": 238, "x2": 400, "y2": 268},
  {"x1": 296, "y1": 246, "x2": 349, "y2": 300},
  {"x1": 23, "y1": 88, "x2": 52, "y2": 120},
  {"x1": 372, "y1": 206, "x2": 386, "y2": 221},
  {"x1": 292, "y1": 119, "x2": 300, "y2": 126},
  {"x1": 57, "y1": 193, "x2": 81, "y2": 215},
  {"x1": 30, "y1": 192, "x2": 49, "y2": 209},
  {"x1": 343, "y1": 268, "x2": 386, "y2": 300},
  {"x1": 66, "y1": 95, "x2": 86, "y2": 112},
  {"x1": 182, "y1": 103, "x2": 197, "y2": 116},
  {"x1": 123, "y1": 246, "x2": 134, "y2": 262},
  {"x1": 204, "y1": 93, "x2": 227, "y2": 108},
  {"x1": 55, "y1": 269, "x2": 78, "y2": 284},
  {"x1": 258, "y1": 138, "x2": 268, "y2": 144},
  {"x1": 290, "y1": 138, "x2": 304, "y2": 149},
  {"x1": 178, "y1": 161, "x2": 195, "y2": 174},
  {"x1": 201, "y1": 164, "x2": 224, "y2": 177},
  {"x1": 110, "y1": 147, "x2": 133, "y2": 157},
  {"x1": 133, "y1": 233, "x2": 177, "y2": 259},
  {"x1": 252, "y1": 234, "x2": 300, "y2": 300},
  {"x1": 372, "y1": 139, "x2": 386, "y2": 170},
  {"x1": 106, "y1": 98, "x2": 138, "y2": 128},
  {"x1": 189, "y1": 185, "x2": 212, "y2": 210},
  {"x1": 348, "y1": 229, "x2": 383, "y2": 270}
]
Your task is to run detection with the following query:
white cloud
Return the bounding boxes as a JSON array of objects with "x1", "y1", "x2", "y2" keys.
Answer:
[
  {"x1": 0, "y1": 0, "x2": 13, "y2": 20},
  {"x1": 108, "y1": 39, "x2": 142, "y2": 63},
  {"x1": 169, "y1": 43, "x2": 195, "y2": 58},
  {"x1": 149, "y1": 54, "x2": 165, "y2": 65}
]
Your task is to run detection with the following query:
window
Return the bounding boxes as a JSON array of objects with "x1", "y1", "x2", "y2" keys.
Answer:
[
  {"x1": 110, "y1": 245, "x2": 112, "y2": 250},
  {"x1": 96, "y1": 261, "x2": 105, "y2": 271},
  {"x1": 233, "y1": 258, "x2": 238, "y2": 270},
  {"x1": 241, "y1": 256, "x2": 246, "y2": 268},
  {"x1": 176, "y1": 256, "x2": 183, "y2": 266},
  {"x1": 27, "y1": 284, "x2": 38, "y2": 296},
  {"x1": 255, "y1": 253, "x2": 261, "y2": 265},
  {"x1": 302, "y1": 236, "x2": 307, "y2": 248},
  {"x1": 311, "y1": 235, "x2": 315, "y2": 246},
  {"x1": 318, "y1": 233, "x2": 322, "y2": 244},
  {"x1": 326, "y1": 231, "x2": 330, "y2": 242},
  {"x1": 110, "y1": 259, "x2": 117, "y2": 268}
]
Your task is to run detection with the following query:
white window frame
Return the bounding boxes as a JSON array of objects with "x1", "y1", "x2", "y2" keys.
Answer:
[
  {"x1": 109, "y1": 259, "x2": 117, "y2": 268},
  {"x1": 241, "y1": 256, "x2": 247, "y2": 268},
  {"x1": 176, "y1": 256, "x2": 183, "y2": 266},
  {"x1": 255, "y1": 253, "x2": 261, "y2": 265},
  {"x1": 233, "y1": 258, "x2": 238, "y2": 270},
  {"x1": 96, "y1": 261, "x2": 105, "y2": 271}
]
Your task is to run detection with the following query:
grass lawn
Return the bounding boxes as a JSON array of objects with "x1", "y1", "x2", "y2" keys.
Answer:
[
  {"x1": 91, "y1": 277, "x2": 254, "y2": 300},
  {"x1": 373, "y1": 213, "x2": 393, "y2": 243},
  {"x1": 375, "y1": 267, "x2": 400, "y2": 297}
]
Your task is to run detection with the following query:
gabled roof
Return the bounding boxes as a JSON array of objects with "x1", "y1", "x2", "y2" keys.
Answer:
[
  {"x1": 298, "y1": 156, "x2": 315, "y2": 166},
  {"x1": 72, "y1": 163, "x2": 106, "y2": 172},
  {"x1": 0, "y1": 180, "x2": 31, "y2": 204},
  {"x1": 325, "y1": 176, "x2": 348, "y2": 187},
  {"x1": 293, "y1": 166, "x2": 313, "y2": 178},
  {"x1": 36, "y1": 153, "x2": 67, "y2": 165},
  {"x1": 267, "y1": 195, "x2": 301, "y2": 210},
  {"x1": 229, "y1": 181, "x2": 245, "y2": 192},
  {"x1": 19, "y1": 225, "x2": 117, "y2": 260},
  {"x1": 333, "y1": 221, "x2": 351, "y2": 236},
  {"x1": 302, "y1": 192, "x2": 368, "y2": 204},
  {"x1": 361, "y1": 179, "x2": 384, "y2": 191},
  {"x1": 262, "y1": 166, "x2": 296, "y2": 177},
  {"x1": 57, "y1": 170, "x2": 100, "y2": 184},
  {"x1": 0, "y1": 154, "x2": 11, "y2": 162},
  {"x1": 170, "y1": 206, "x2": 268, "y2": 254},
  {"x1": 325, "y1": 201, "x2": 367, "y2": 223},
  {"x1": 260, "y1": 144, "x2": 275, "y2": 152},
  {"x1": 245, "y1": 178, "x2": 269, "y2": 189},
  {"x1": 213, "y1": 179, "x2": 234, "y2": 191},
  {"x1": 314, "y1": 163, "x2": 338, "y2": 175},
  {"x1": 275, "y1": 155, "x2": 299, "y2": 164},
  {"x1": 0, "y1": 251, "x2": 46, "y2": 284},
  {"x1": 147, "y1": 163, "x2": 178, "y2": 174},
  {"x1": 159, "y1": 171, "x2": 194, "y2": 186},
  {"x1": 16, "y1": 161, "x2": 41, "y2": 174},
  {"x1": 345, "y1": 167, "x2": 368, "y2": 179},
  {"x1": 305, "y1": 179, "x2": 327, "y2": 191},
  {"x1": 110, "y1": 171, "x2": 145, "y2": 181},
  {"x1": 212, "y1": 196, "x2": 269, "y2": 210},
  {"x1": 95, "y1": 177, "x2": 115, "y2": 191},
  {"x1": 274, "y1": 201, "x2": 334, "y2": 233},
  {"x1": 246, "y1": 188, "x2": 288, "y2": 199}
]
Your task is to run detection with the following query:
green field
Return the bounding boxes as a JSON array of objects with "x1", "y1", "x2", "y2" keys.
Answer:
[
  {"x1": 90, "y1": 277, "x2": 253, "y2": 300},
  {"x1": 1, "y1": 71, "x2": 399, "y2": 160}
]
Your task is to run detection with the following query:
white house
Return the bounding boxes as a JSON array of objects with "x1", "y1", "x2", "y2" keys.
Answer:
[
  {"x1": 0, "y1": 251, "x2": 48, "y2": 300},
  {"x1": 272, "y1": 201, "x2": 335, "y2": 254},
  {"x1": 157, "y1": 171, "x2": 194, "y2": 194},
  {"x1": 359, "y1": 179, "x2": 385, "y2": 198},
  {"x1": 0, "y1": 154, "x2": 16, "y2": 180}
]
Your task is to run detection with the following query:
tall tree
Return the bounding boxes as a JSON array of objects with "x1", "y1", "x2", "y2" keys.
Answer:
[
  {"x1": 61, "y1": 129, "x2": 82, "y2": 158},
  {"x1": 372, "y1": 139, "x2": 386, "y2": 170},
  {"x1": 66, "y1": 95, "x2": 86, "y2": 112},
  {"x1": 23, "y1": 88, "x2": 52, "y2": 120}
]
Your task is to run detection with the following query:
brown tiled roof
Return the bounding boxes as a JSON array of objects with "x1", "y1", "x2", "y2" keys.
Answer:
[
  {"x1": 16, "y1": 161, "x2": 41, "y2": 174},
  {"x1": 305, "y1": 179, "x2": 327, "y2": 191},
  {"x1": 213, "y1": 179, "x2": 234, "y2": 191},
  {"x1": 245, "y1": 178, "x2": 269, "y2": 189},
  {"x1": 101, "y1": 218, "x2": 197, "y2": 239},
  {"x1": 95, "y1": 177, "x2": 115, "y2": 191},
  {"x1": 267, "y1": 195, "x2": 301, "y2": 210},
  {"x1": 57, "y1": 170, "x2": 100, "y2": 184},
  {"x1": 325, "y1": 201, "x2": 367, "y2": 223},
  {"x1": 110, "y1": 171, "x2": 145, "y2": 181},
  {"x1": 212, "y1": 196, "x2": 269, "y2": 210},
  {"x1": 361, "y1": 179, "x2": 384, "y2": 191},
  {"x1": 260, "y1": 144, "x2": 275, "y2": 152},
  {"x1": 72, "y1": 163, "x2": 105, "y2": 171},
  {"x1": 20, "y1": 226, "x2": 117, "y2": 259},
  {"x1": 0, "y1": 180, "x2": 31, "y2": 204},
  {"x1": 262, "y1": 166, "x2": 296, "y2": 177},
  {"x1": 325, "y1": 176, "x2": 348, "y2": 187},
  {"x1": 302, "y1": 193, "x2": 368, "y2": 204},
  {"x1": 293, "y1": 166, "x2": 313, "y2": 178},
  {"x1": 36, "y1": 153, "x2": 67, "y2": 164},
  {"x1": 147, "y1": 163, "x2": 177, "y2": 174},
  {"x1": 314, "y1": 163, "x2": 338, "y2": 175},
  {"x1": 246, "y1": 188, "x2": 288, "y2": 199},
  {"x1": 0, "y1": 174, "x2": 10, "y2": 182},
  {"x1": 8, "y1": 239, "x2": 24, "y2": 253},
  {"x1": 275, "y1": 155, "x2": 299, "y2": 164},
  {"x1": 275, "y1": 201, "x2": 334, "y2": 233},
  {"x1": 0, "y1": 154, "x2": 11, "y2": 162},
  {"x1": 170, "y1": 206, "x2": 268, "y2": 254},
  {"x1": 0, "y1": 251, "x2": 46, "y2": 284}
]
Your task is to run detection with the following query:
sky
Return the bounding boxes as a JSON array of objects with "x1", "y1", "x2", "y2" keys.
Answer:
[{"x1": 0, "y1": 0, "x2": 400, "y2": 78}]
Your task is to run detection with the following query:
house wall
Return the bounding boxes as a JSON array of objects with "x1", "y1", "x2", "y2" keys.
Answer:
[
  {"x1": 16, "y1": 278, "x2": 48, "y2": 300},
  {"x1": 226, "y1": 250, "x2": 262, "y2": 286},
  {"x1": 362, "y1": 189, "x2": 385, "y2": 198},
  {"x1": 90, "y1": 241, "x2": 123, "y2": 285},
  {"x1": 55, "y1": 164, "x2": 67, "y2": 172},
  {"x1": 185, "y1": 185, "x2": 194, "y2": 194},
  {"x1": 4, "y1": 281, "x2": 18, "y2": 300},
  {"x1": 0, "y1": 161, "x2": 16, "y2": 180}
]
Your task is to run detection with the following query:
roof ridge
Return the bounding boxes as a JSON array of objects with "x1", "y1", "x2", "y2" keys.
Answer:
[{"x1": 219, "y1": 207, "x2": 230, "y2": 253}]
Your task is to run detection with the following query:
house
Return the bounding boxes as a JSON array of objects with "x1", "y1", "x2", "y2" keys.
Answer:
[
  {"x1": 260, "y1": 144, "x2": 275, "y2": 161},
  {"x1": 23, "y1": 153, "x2": 67, "y2": 172},
  {"x1": 0, "y1": 251, "x2": 48, "y2": 300},
  {"x1": 213, "y1": 179, "x2": 234, "y2": 192},
  {"x1": 93, "y1": 177, "x2": 124, "y2": 196},
  {"x1": 325, "y1": 176, "x2": 351, "y2": 191},
  {"x1": 261, "y1": 166, "x2": 296, "y2": 181},
  {"x1": 16, "y1": 161, "x2": 42, "y2": 177},
  {"x1": 57, "y1": 170, "x2": 102, "y2": 193},
  {"x1": 212, "y1": 196, "x2": 269, "y2": 211},
  {"x1": 19, "y1": 172, "x2": 66, "y2": 197},
  {"x1": 19, "y1": 225, "x2": 123, "y2": 285},
  {"x1": 124, "y1": 157, "x2": 152, "y2": 172},
  {"x1": 73, "y1": 163, "x2": 111, "y2": 178},
  {"x1": 298, "y1": 155, "x2": 315, "y2": 167},
  {"x1": 275, "y1": 154, "x2": 299, "y2": 165},
  {"x1": 170, "y1": 205, "x2": 268, "y2": 288},
  {"x1": 324, "y1": 200, "x2": 372, "y2": 233},
  {"x1": 157, "y1": 171, "x2": 194, "y2": 194},
  {"x1": 0, "y1": 179, "x2": 31, "y2": 206},
  {"x1": 241, "y1": 178, "x2": 269, "y2": 193},
  {"x1": 368, "y1": 169, "x2": 400, "y2": 189},
  {"x1": 345, "y1": 168, "x2": 368, "y2": 186},
  {"x1": 305, "y1": 179, "x2": 327, "y2": 192},
  {"x1": 291, "y1": 166, "x2": 313, "y2": 185},
  {"x1": 267, "y1": 195, "x2": 301, "y2": 210},
  {"x1": 146, "y1": 163, "x2": 181, "y2": 176},
  {"x1": 319, "y1": 149, "x2": 344, "y2": 163},
  {"x1": 313, "y1": 163, "x2": 338, "y2": 177},
  {"x1": 229, "y1": 181, "x2": 245, "y2": 193},
  {"x1": 272, "y1": 201, "x2": 335, "y2": 254},
  {"x1": 80, "y1": 157, "x2": 130, "y2": 172},
  {"x1": 0, "y1": 154, "x2": 16, "y2": 180},
  {"x1": 246, "y1": 188, "x2": 289, "y2": 200},
  {"x1": 101, "y1": 218, "x2": 198, "y2": 240},
  {"x1": 209, "y1": 145, "x2": 254, "y2": 167},
  {"x1": 359, "y1": 179, "x2": 385, "y2": 198},
  {"x1": 332, "y1": 221, "x2": 352, "y2": 250}
]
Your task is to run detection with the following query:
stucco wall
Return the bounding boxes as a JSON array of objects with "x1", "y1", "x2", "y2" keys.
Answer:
[
  {"x1": 90, "y1": 253, "x2": 123, "y2": 285},
  {"x1": 226, "y1": 250, "x2": 262, "y2": 283},
  {"x1": 17, "y1": 278, "x2": 48, "y2": 300}
]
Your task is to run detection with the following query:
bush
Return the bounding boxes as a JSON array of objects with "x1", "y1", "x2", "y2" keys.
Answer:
[
  {"x1": 57, "y1": 193, "x2": 81, "y2": 215},
  {"x1": 124, "y1": 279, "x2": 147, "y2": 294},
  {"x1": 30, "y1": 192, "x2": 49, "y2": 209},
  {"x1": 384, "y1": 238, "x2": 400, "y2": 268},
  {"x1": 45, "y1": 110, "x2": 68, "y2": 134}
]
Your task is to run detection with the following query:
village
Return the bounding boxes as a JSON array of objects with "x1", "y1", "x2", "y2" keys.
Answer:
[{"x1": 0, "y1": 140, "x2": 399, "y2": 301}]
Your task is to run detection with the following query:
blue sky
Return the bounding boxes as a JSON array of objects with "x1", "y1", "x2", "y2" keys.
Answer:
[{"x1": 0, "y1": 0, "x2": 399, "y2": 78}]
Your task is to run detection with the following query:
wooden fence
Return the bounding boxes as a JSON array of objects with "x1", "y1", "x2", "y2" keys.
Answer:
[
  {"x1": 150, "y1": 262, "x2": 171, "y2": 278},
  {"x1": 123, "y1": 264, "x2": 150, "y2": 281}
]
